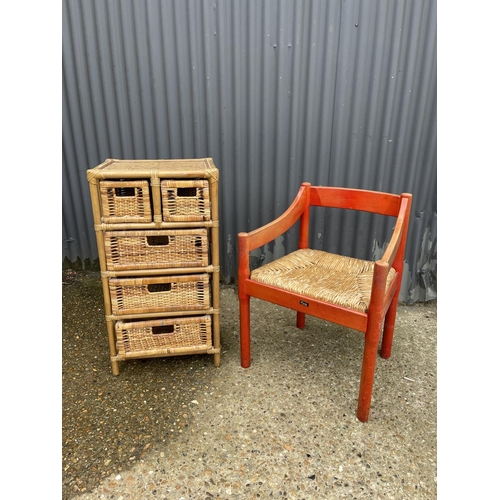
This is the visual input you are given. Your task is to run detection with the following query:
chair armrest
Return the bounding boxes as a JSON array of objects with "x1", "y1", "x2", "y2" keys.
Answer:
[
  {"x1": 238, "y1": 183, "x2": 310, "y2": 253},
  {"x1": 238, "y1": 184, "x2": 310, "y2": 290},
  {"x1": 366, "y1": 194, "x2": 412, "y2": 313},
  {"x1": 380, "y1": 195, "x2": 412, "y2": 268}
]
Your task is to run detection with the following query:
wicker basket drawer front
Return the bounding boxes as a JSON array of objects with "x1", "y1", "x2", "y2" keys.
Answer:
[
  {"x1": 104, "y1": 229, "x2": 209, "y2": 271},
  {"x1": 109, "y1": 274, "x2": 211, "y2": 315},
  {"x1": 100, "y1": 180, "x2": 152, "y2": 223},
  {"x1": 161, "y1": 179, "x2": 211, "y2": 222},
  {"x1": 115, "y1": 315, "x2": 212, "y2": 356}
]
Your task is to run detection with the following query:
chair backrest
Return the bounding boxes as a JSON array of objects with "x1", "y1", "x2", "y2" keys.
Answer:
[{"x1": 301, "y1": 183, "x2": 412, "y2": 273}]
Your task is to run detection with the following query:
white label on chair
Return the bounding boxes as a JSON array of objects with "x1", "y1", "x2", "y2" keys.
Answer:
[{"x1": 299, "y1": 300, "x2": 309, "y2": 307}]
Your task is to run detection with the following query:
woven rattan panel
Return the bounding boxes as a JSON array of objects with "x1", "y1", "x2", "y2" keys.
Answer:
[
  {"x1": 251, "y1": 249, "x2": 396, "y2": 313},
  {"x1": 115, "y1": 315, "x2": 212, "y2": 355},
  {"x1": 109, "y1": 274, "x2": 211, "y2": 315},
  {"x1": 104, "y1": 229, "x2": 209, "y2": 270}
]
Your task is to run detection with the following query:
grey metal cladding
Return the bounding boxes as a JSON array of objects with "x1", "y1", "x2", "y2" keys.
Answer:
[{"x1": 62, "y1": 0, "x2": 437, "y2": 303}]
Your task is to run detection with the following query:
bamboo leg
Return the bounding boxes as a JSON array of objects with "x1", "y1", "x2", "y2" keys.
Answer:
[
  {"x1": 106, "y1": 319, "x2": 120, "y2": 375},
  {"x1": 210, "y1": 174, "x2": 221, "y2": 367},
  {"x1": 239, "y1": 295, "x2": 251, "y2": 368},
  {"x1": 100, "y1": 273, "x2": 120, "y2": 375},
  {"x1": 212, "y1": 311, "x2": 221, "y2": 367}
]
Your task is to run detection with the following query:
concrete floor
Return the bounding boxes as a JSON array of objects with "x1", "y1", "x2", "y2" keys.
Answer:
[{"x1": 62, "y1": 270, "x2": 437, "y2": 499}]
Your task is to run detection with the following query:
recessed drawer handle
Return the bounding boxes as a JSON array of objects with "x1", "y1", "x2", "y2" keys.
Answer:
[
  {"x1": 146, "y1": 235, "x2": 170, "y2": 246},
  {"x1": 147, "y1": 283, "x2": 172, "y2": 293},
  {"x1": 114, "y1": 187, "x2": 136, "y2": 197},
  {"x1": 152, "y1": 325, "x2": 175, "y2": 335},
  {"x1": 177, "y1": 187, "x2": 197, "y2": 197}
]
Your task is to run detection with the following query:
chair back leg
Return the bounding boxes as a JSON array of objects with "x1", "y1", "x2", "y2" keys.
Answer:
[
  {"x1": 380, "y1": 293, "x2": 400, "y2": 359},
  {"x1": 296, "y1": 311, "x2": 306, "y2": 329},
  {"x1": 239, "y1": 295, "x2": 251, "y2": 368}
]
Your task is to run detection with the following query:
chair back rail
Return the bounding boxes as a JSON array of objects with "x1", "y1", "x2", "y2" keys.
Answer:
[{"x1": 309, "y1": 185, "x2": 401, "y2": 216}]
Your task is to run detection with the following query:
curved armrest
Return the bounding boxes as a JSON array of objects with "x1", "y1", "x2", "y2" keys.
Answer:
[
  {"x1": 370, "y1": 194, "x2": 412, "y2": 309},
  {"x1": 238, "y1": 183, "x2": 310, "y2": 253},
  {"x1": 380, "y1": 195, "x2": 412, "y2": 269},
  {"x1": 238, "y1": 184, "x2": 310, "y2": 287}
]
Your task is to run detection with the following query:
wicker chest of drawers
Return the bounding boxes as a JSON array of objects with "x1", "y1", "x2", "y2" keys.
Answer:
[{"x1": 87, "y1": 158, "x2": 220, "y2": 375}]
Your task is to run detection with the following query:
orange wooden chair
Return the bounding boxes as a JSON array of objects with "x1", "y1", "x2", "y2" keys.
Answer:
[{"x1": 238, "y1": 182, "x2": 412, "y2": 422}]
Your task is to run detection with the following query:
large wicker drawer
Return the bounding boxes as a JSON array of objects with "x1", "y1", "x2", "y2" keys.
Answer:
[
  {"x1": 104, "y1": 229, "x2": 209, "y2": 271},
  {"x1": 115, "y1": 315, "x2": 212, "y2": 356},
  {"x1": 109, "y1": 274, "x2": 211, "y2": 315}
]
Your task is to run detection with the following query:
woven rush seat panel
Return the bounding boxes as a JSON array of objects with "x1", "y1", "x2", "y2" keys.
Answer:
[{"x1": 250, "y1": 249, "x2": 396, "y2": 313}]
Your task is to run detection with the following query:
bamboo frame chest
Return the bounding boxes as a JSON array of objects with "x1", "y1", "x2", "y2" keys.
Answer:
[{"x1": 87, "y1": 158, "x2": 220, "y2": 375}]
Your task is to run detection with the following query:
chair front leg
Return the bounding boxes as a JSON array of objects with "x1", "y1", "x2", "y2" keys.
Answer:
[
  {"x1": 357, "y1": 312, "x2": 384, "y2": 422},
  {"x1": 239, "y1": 294, "x2": 251, "y2": 368}
]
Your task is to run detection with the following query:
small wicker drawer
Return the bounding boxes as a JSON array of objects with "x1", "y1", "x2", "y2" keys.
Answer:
[
  {"x1": 109, "y1": 274, "x2": 211, "y2": 315},
  {"x1": 104, "y1": 229, "x2": 209, "y2": 271},
  {"x1": 100, "y1": 180, "x2": 152, "y2": 223},
  {"x1": 115, "y1": 315, "x2": 212, "y2": 356},
  {"x1": 161, "y1": 179, "x2": 211, "y2": 222}
]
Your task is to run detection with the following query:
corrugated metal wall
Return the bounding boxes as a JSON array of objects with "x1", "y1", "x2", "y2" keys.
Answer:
[{"x1": 62, "y1": 0, "x2": 437, "y2": 303}]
